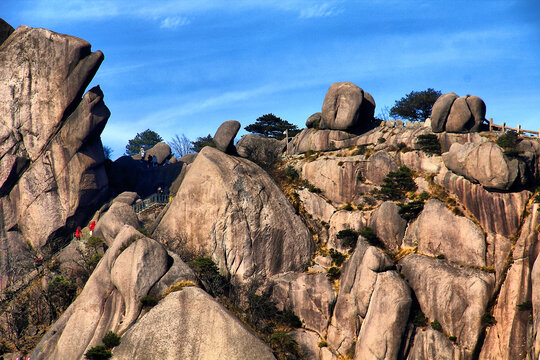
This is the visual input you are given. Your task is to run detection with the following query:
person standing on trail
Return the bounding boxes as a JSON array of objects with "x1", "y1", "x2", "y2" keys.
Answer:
[
  {"x1": 89, "y1": 220, "x2": 96, "y2": 236},
  {"x1": 140, "y1": 147, "x2": 145, "y2": 159},
  {"x1": 75, "y1": 227, "x2": 82, "y2": 240}
]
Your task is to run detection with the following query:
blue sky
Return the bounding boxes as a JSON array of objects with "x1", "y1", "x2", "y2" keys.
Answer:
[{"x1": 2, "y1": 0, "x2": 539, "y2": 159}]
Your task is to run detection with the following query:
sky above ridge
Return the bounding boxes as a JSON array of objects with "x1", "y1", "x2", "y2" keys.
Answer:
[{"x1": 1, "y1": 0, "x2": 539, "y2": 159}]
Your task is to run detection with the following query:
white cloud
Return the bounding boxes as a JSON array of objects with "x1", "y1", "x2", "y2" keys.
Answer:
[
  {"x1": 160, "y1": 16, "x2": 190, "y2": 29},
  {"x1": 299, "y1": 3, "x2": 342, "y2": 18}
]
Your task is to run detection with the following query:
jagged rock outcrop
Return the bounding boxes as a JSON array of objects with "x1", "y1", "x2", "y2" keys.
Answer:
[
  {"x1": 298, "y1": 189, "x2": 336, "y2": 223},
  {"x1": 153, "y1": 146, "x2": 315, "y2": 284},
  {"x1": 0, "y1": 23, "x2": 110, "y2": 288},
  {"x1": 443, "y1": 142, "x2": 530, "y2": 190},
  {"x1": 402, "y1": 199, "x2": 486, "y2": 267},
  {"x1": 365, "y1": 151, "x2": 399, "y2": 185},
  {"x1": 271, "y1": 272, "x2": 336, "y2": 334},
  {"x1": 399, "y1": 255, "x2": 494, "y2": 359},
  {"x1": 407, "y1": 328, "x2": 459, "y2": 359},
  {"x1": 31, "y1": 226, "x2": 185, "y2": 359},
  {"x1": 213, "y1": 120, "x2": 241, "y2": 153},
  {"x1": 431, "y1": 93, "x2": 486, "y2": 133},
  {"x1": 321, "y1": 82, "x2": 377, "y2": 132},
  {"x1": 290, "y1": 128, "x2": 357, "y2": 154},
  {"x1": 236, "y1": 134, "x2": 284, "y2": 168},
  {"x1": 113, "y1": 287, "x2": 276, "y2": 360},
  {"x1": 328, "y1": 239, "x2": 395, "y2": 354}
]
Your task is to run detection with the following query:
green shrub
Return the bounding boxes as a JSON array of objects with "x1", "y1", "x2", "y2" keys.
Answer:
[
  {"x1": 359, "y1": 226, "x2": 384, "y2": 248},
  {"x1": 377, "y1": 137, "x2": 386, "y2": 144},
  {"x1": 352, "y1": 145, "x2": 368, "y2": 156},
  {"x1": 318, "y1": 340, "x2": 328, "y2": 348},
  {"x1": 284, "y1": 166, "x2": 299, "y2": 181},
  {"x1": 102, "y1": 331, "x2": 121, "y2": 348},
  {"x1": 481, "y1": 313, "x2": 497, "y2": 326},
  {"x1": 270, "y1": 331, "x2": 300, "y2": 359},
  {"x1": 85, "y1": 253, "x2": 102, "y2": 269},
  {"x1": 416, "y1": 134, "x2": 441, "y2": 155},
  {"x1": 503, "y1": 149, "x2": 522, "y2": 158},
  {"x1": 412, "y1": 311, "x2": 428, "y2": 327},
  {"x1": 86, "y1": 236, "x2": 104, "y2": 249},
  {"x1": 398, "y1": 200, "x2": 425, "y2": 221},
  {"x1": 329, "y1": 248, "x2": 346, "y2": 267},
  {"x1": 534, "y1": 193, "x2": 540, "y2": 203},
  {"x1": 357, "y1": 170, "x2": 365, "y2": 182},
  {"x1": 496, "y1": 131, "x2": 519, "y2": 149},
  {"x1": 137, "y1": 227, "x2": 151, "y2": 237},
  {"x1": 85, "y1": 345, "x2": 112, "y2": 360},
  {"x1": 418, "y1": 191, "x2": 430, "y2": 201},
  {"x1": 430, "y1": 319, "x2": 442, "y2": 332},
  {"x1": 337, "y1": 229, "x2": 359, "y2": 249},
  {"x1": 397, "y1": 142, "x2": 407, "y2": 150},
  {"x1": 517, "y1": 301, "x2": 532, "y2": 311},
  {"x1": 140, "y1": 295, "x2": 158, "y2": 308},
  {"x1": 247, "y1": 292, "x2": 279, "y2": 328},
  {"x1": 448, "y1": 335, "x2": 457, "y2": 342},
  {"x1": 376, "y1": 166, "x2": 417, "y2": 201},
  {"x1": 327, "y1": 266, "x2": 341, "y2": 280},
  {"x1": 342, "y1": 203, "x2": 354, "y2": 211},
  {"x1": 281, "y1": 309, "x2": 302, "y2": 328},
  {"x1": 436, "y1": 254, "x2": 446, "y2": 259},
  {"x1": 307, "y1": 184, "x2": 322, "y2": 193},
  {"x1": 189, "y1": 257, "x2": 229, "y2": 297},
  {"x1": 46, "y1": 275, "x2": 77, "y2": 314}
]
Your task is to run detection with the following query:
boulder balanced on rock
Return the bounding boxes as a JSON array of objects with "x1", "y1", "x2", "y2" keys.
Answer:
[
  {"x1": 431, "y1": 93, "x2": 486, "y2": 133},
  {"x1": 213, "y1": 120, "x2": 241, "y2": 154},
  {"x1": 316, "y1": 82, "x2": 377, "y2": 133}
]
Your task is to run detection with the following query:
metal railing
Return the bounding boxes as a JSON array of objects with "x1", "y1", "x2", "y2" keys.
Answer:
[{"x1": 133, "y1": 192, "x2": 170, "y2": 213}]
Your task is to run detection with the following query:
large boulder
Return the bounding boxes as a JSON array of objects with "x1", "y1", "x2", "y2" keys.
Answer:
[
  {"x1": 430, "y1": 93, "x2": 457, "y2": 133},
  {"x1": 321, "y1": 82, "x2": 376, "y2": 133},
  {"x1": 402, "y1": 199, "x2": 486, "y2": 267},
  {"x1": 153, "y1": 146, "x2": 315, "y2": 284},
  {"x1": 236, "y1": 134, "x2": 284, "y2": 169},
  {"x1": 112, "y1": 287, "x2": 276, "y2": 360},
  {"x1": 306, "y1": 112, "x2": 323, "y2": 128},
  {"x1": 290, "y1": 128, "x2": 357, "y2": 154},
  {"x1": 443, "y1": 142, "x2": 527, "y2": 190},
  {"x1": 431, "y1": 93, "x2": 486, "y2": 133},
  {"x1": 399, "y1": 254, "x2": 494, "y2": 359},
  {"x1": 213, "y1": 120, "x2": 241, "y2": 153},
  {"x1": 93, "y1": 192, "x2": 141, "y2": 246},
  {"x1": 365, "y1": 151, "x2": 399, "y2": 185},
  {"x1": 145, "y1": 142, "x2": 171, "y2": 165},
  {"x1": 368, "y1": 201, "x2": 407, "y2": 252}
]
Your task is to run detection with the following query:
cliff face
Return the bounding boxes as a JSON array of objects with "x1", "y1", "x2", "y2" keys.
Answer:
[
  {"x1": 0, "y1": 23, "x2": 109, "y2": 291},
  {"x1": 2, "y1": 19, "x2": 540, "y2": 360}
]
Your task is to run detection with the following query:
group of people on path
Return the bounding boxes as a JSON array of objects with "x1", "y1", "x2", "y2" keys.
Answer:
[
  {"x1": 74, "y1": 220, "x2": 96, "y2": 241},
  {"x1": 139, "y1": 148, "x2": 159, "y2": 168}
]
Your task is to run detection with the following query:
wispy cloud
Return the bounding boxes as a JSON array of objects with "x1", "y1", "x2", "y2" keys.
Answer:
[
  {"x1": 299, "y1": 3, "x2": 343, "y2": 18},
  {"x1": 160, "y1": 16, "x2": 190, "y2": 29}
]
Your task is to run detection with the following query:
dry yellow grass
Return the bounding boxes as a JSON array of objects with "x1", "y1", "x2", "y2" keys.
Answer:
[{"x1": 162, "y1": 280, "x2": 197, "y2": 298}]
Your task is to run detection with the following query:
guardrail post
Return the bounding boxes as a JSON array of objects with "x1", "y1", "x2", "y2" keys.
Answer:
[
  {"x1": 489, "y1": 118, "x2": 493, "y2": 131},
  {"x1": 502, "y1": 122, "x2": 506, "y2": 132},
  {"x1": 538, "y1": 128, "x2": 540, "y2": 138},
  {"x1": 517, "y1": 125, "x2": 521, "y2": 134}
]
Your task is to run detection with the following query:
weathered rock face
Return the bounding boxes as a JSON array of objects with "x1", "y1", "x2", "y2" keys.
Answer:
[
  {"x1": 407, "y1": 328, "x2": 459, "y2": 359},
  {"x1": 436, "y1": 167, "x2": 531, "y2": 237},
  {"x1": 93, "y1": 192, "x2": 140, "y2": 246},
  {"x1": 365, "y1": 151, "x2": 399, "y2": 185},
  {"x1": 443, "y1": 142, "x2": 529, "y2": 190},
  {"x1": 31, "y1": 226, "x2": 181, "y2": 359},
  {"x1": 290, "y1": 128, "x2": 357, "y2": 154},
  {"x1": 113, "y1": 287, "x2": 276, "y2": 360},
  {"x1": 213, "y1": 120, "x2": 241, "y2": 153},
  {"x1": 298, "y1": 189, "x2": 336, "y2": 224},
  {"x1": 145, "y1": 142, "x2": 171, "y2": 165},
  {"x1": 368, "y1": 201, "x2": 406, "y2": 252},
  {"x1": 153, "y1": 146, "x2": 315, "y2": 284},
  {"x1": 236, "y1": 134, "x2": 284, "y2": 169},
  {"x1": 0, "y1": 23, "x2": 110, "y2": 288},
  {"x1": 399, "y1": 255, "x2": 494, "y2": 359},
  {"x1": 271, "y1": 272, "x2": 336, "y2": 334},
  {"x1": 302, "y1": 156, "x2": 366, "y2": 205},
  {"x1": 402, "y1": 199, "x2": 486, "y2": 267},
  {"x1": 431, "y1": 93, "x2": 486, "y2": 133},
  {"x1": 321, "y1": 82, "x2": 376, "y2": 132}
]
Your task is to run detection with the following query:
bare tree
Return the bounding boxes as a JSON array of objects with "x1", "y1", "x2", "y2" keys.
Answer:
[
  {"x1": 168, "y1": 134, "x2": 193, "y2": 159},
  {"x1": 376, "y1": 105, "x2": 394, "y2": 121}
]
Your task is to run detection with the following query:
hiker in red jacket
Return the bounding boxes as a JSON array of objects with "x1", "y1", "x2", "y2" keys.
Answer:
[
  {"x1": 75, "y1": 227, "x2": 82, "y2": 239},
  {"x1": 89, "y1": 220, "x2": 96, "y2": 236}
]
